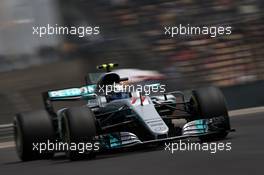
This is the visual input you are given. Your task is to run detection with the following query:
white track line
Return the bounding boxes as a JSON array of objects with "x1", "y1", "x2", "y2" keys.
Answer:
[
  {"x1": 229, "y1": 106, "x2": 264, "y2": 117},
  {"x1": 0, "y1": 141, "x2": 14, "y2": 149},
  {"x1": 0, "y1": 106, "x2": 264, "y2": 149},
  {"x1": 0, "y1": 124, "x2": 13, "y2": 129}
]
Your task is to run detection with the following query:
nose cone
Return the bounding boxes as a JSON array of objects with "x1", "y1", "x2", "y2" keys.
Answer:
[{"x1": 132, "y1": 99, "x2": 169, "y2": 138}]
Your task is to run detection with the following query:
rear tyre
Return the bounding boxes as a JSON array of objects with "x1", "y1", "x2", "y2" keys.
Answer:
[
  {"x1": 14, "y1": 110, "x2": 55, "y2": 161},
  {"x1": 190, "y1": 86, "x2": 230, "y2": 140},
  {"x1": 62, "y1": 106, "x2": 97, "y2": 160}
]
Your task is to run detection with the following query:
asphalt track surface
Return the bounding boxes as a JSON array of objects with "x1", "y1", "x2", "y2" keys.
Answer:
[{"x1": 0, "y1": 112, "x2": 264, "y2": 175}]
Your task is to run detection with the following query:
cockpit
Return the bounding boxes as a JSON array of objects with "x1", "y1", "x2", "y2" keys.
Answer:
[{"x1": 97, "y1": 72, "x2": 130, "y2": 102}]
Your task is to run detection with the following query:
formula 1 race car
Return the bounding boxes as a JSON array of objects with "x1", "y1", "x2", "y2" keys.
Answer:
[{"x1": 14, "y1": 63, "x2": 233, "y2": 161}]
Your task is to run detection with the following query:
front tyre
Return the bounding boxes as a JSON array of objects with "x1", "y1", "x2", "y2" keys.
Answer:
[
  {"x1": 14, "y1": 110, "x2": 55, "y2": 161},
  {"x1": 190, "y1": 86, "x2": 230, "y2": 140},
  {"x1": 62, "y1": 106, "x2": 97, "y2": 160}
]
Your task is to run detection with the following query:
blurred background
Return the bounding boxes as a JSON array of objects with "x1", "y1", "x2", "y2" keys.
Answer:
[{"x1": 0, "y1": 0, "x2": 263, "y2": 124}]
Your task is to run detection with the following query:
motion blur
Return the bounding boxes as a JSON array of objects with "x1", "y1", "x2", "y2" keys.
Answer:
[{"x1": 0, "y1": 0, "x2": 263, "y2": 123}]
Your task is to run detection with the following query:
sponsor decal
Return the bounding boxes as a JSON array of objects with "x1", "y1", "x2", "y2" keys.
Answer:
[{"x1": 48, "y1": 85, "x2": 96, "y2": 98}]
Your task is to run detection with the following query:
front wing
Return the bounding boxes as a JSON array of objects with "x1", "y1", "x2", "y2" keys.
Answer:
[{"x1": 95, "y1": 118, "x2": 235, "y2": 151}]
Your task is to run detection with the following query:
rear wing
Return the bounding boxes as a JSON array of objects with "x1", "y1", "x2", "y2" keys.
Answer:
[{"x1": 42, "y1": 84, "x2": 97, "y2": 115}]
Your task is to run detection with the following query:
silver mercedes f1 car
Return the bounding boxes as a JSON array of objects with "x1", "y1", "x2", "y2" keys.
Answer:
[{"x1": 14, "y1": 63, "x2": 233, "y2": 161}]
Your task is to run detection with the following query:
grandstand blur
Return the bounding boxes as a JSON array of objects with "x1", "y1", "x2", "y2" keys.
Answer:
[
  {"x1": 62, "y1": 0, "x2": 263, "y2": 89},
  {"x1": 1, "y1": 0, "x2": 263, "y2": 89}
]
